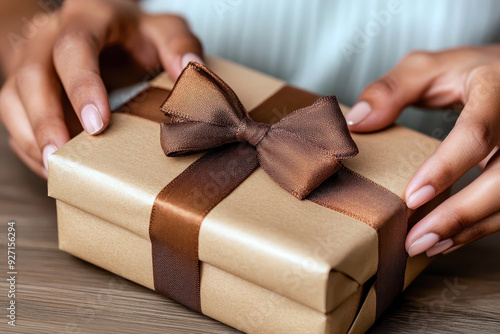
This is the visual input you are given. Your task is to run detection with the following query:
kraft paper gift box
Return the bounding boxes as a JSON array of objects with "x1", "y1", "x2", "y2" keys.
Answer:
[{"x1": 48, "y1": 56, "x2": 447, "y2": 334}]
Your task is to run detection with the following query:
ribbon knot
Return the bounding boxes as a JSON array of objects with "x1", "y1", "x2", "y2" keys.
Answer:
[
  {"x1": 236, "y1": 118, "x2": 271, "y2": 146},
  {"x1": 160, "y1": 62, "x2": 359, "y2": 199}
]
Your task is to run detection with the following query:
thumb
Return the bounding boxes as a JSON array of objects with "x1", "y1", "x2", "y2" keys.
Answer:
[
  {"x1": 346, "y1": 51, "x2": 440, "y2": 132},
  {"x1": 141, "y1": 14, "x2": 203, "y2": 80}
]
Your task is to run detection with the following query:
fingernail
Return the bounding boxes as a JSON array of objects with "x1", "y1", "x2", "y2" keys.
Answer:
[
  {"x1": 407, "y1": 185, "x2": 435, "y2": 209},
  {"x1": 346, "y1": 101, "x2": 372, "y2": 125},
  {"x1": 426, "y1": 238, "x2": 454, "y2": 257},
  {"x1": 42, "y1": 144, "x2": 58, "y2": 171},
  {"x1": 81, "y1": 104, "x2": 103, "y2": 135},
  {"x1": 181, "y1": 52, "x2": 204, "y2": 68},
  {"x1": 408, "y1": 233, "x2": 440, "y2": 257}
]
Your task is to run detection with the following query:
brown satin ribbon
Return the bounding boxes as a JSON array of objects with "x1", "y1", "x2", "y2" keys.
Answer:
[
  {"x1": 149, "y1": 143, "x2": 258, "y2": 312},
  {"x1": 118, "y1": 66, "x2": 408, "y2": 318},
  {"x1": 308, "y1": 167, "x2": 407, "y2": 317},
  {"x1": 116, "y1": 86, "x2": 171, "y2": 123},
  {"x1": 160, "y1": 63, "x2": 359, "y2": 200}
]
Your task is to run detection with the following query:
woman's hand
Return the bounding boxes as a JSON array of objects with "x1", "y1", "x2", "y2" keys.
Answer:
[
  {"x1": 0, "y1": 0, "x2": 202, "y2": 178},
  {"x1": 346, "y1": 46, "x2": 500, "y2": 257}
]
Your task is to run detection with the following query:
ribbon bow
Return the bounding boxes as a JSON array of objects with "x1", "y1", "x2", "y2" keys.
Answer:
[{"x1": 160, "y1": 62, "x2": 358, "y2": 199}]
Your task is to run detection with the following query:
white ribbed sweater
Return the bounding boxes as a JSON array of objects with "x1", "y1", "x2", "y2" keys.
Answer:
[{"x1": 141, "y1": 0, "x2": 500, "y2": 134}]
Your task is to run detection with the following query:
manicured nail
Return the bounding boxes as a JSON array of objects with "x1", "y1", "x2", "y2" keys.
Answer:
[
  {"x1": 426, "y1": 238, "x2": 454, "y2": 257},
  {"x1": 408, "y1": 233, "x2": 440, "y2": 257},
  {"x1": 181, "y1": 52, "x2": 204, "y2": 68},
  {"x1": 81, "y1": 104, "x2": 103, "y2": 135},
  {"x1": 407, "y1": 185, "x2": 435, "y2": 209},
  {"x1": 42, "y1": 144, "x2": 58, "y2": 171},
  {"x1": 346, "y1": 101, "x2": 372, "y2": 126}
]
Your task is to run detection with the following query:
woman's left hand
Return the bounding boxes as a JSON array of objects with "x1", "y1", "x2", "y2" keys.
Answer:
[{"x1": 346, "y1": 46, "x2": 500, "y2": 257}]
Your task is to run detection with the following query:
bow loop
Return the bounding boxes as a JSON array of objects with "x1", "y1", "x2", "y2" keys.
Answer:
[
  {"x1": 272, "y1": 96, "x2": 358, "y2": 159},
  {"x1": 160, "y1": 62, "x2": 358, "y2": 199},
  {"x1": 160, "y1": 62, "x2": 247, "y2": 126}
]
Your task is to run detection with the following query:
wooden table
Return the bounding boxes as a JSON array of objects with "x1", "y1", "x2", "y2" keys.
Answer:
[{"x1": 1, "y1": 122, "x2": 499, "y2": 334}]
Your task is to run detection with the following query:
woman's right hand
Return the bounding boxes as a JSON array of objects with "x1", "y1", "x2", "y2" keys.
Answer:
[{"x1": 0, "y1": 0, "x2": 203, "y2": 178}]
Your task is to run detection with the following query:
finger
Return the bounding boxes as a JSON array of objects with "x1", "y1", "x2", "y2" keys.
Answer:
[
  {"x1": 15, "y1": 18, "x2": 70, "y2": 171},
  {"x1": 440, "y1": 211, "x2": 500, "y2": 255},
  {"x1": 53, "y1": 3, "x2": 119, "y2": 135},
  {"x1": 0, "y1": 78, "x2": 43, "y2": 172},
  {"x1": 441, "y1": 244, "x2": 463, "y2": 255},
  {"x1": 445, "y1": 211, "x2": 500, "y2": 253},
  {"x1": 405, "y1": 70, "x2": 500, "y2": 209},
  {"x1": 405, "y1": 154, "x2": 500, "y2": 257},
  {"x1": 140, "y1": 14, "x2": 203, "y2": 80},
  {"x1": 347, "y1": 51, "x2": 443, "y2": 132},
  {"x1": 9, "y1": 138, "x2": 47, "y2": 179},
  {"x1": 441, "y1": 152, "x2": 500, "y2": 254},
  {"x1": 121, "y1": 22, "x2": 161, "y2": 72},
  {"x1": 428, "y1": 211, "x2": 500, "y2": 256}
]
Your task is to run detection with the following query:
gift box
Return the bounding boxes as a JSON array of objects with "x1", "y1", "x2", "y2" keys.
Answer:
[{"x1": 48, "y1": 56, "x2": 447, "y2": 333}]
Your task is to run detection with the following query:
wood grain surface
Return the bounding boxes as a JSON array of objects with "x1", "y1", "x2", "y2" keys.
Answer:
[{"x1": 0, "y1": 122, "x2": 499, "y2": 334}]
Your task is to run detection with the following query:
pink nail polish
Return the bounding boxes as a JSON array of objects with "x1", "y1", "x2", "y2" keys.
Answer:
[
  {"x1": 426, "y1": 238, "x2": 454, "y2": 257},
  {"x1": 408, "y1": 233, "x2": 440, "y2": 257},
  {"x1": 407, "y1": 185, "x2": 435, "y2": 209},
  {"x1": 81, "y1": 104, "x2": 103, "y2": 135},
  {"x1": 181, "y1": 52, "x2": 204, "y2": 68},
  {"x1": 42, "y1": 144, "x2": 58, "y2": 171},
  {"x1": 346, "y1": 101, "x2": 372, "y2": 126}
]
